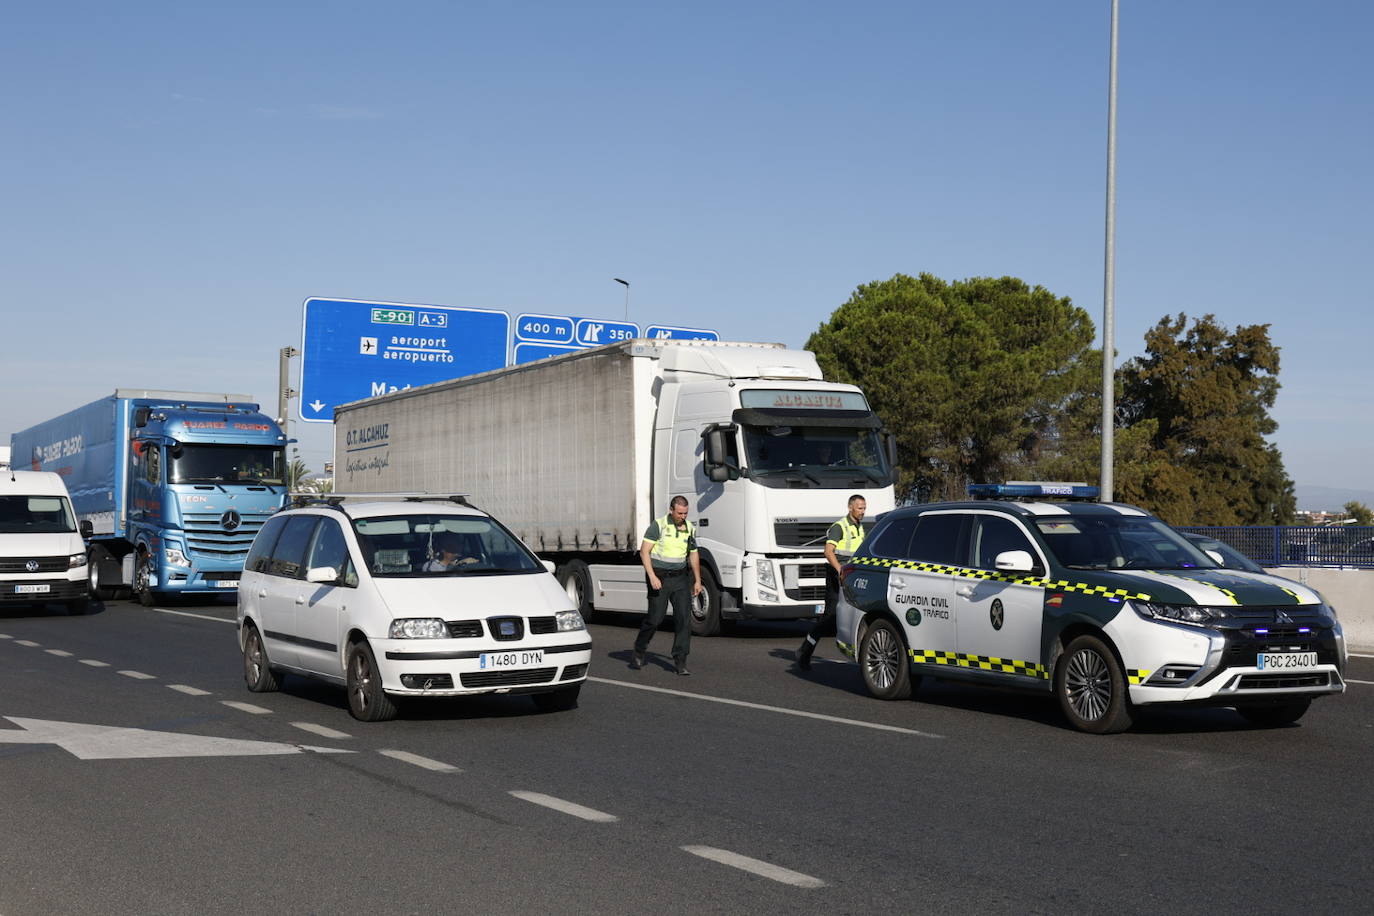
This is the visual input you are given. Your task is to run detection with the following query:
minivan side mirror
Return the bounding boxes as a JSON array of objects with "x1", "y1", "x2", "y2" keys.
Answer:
[
  {"x1": 306, "y1": 566, "x2": 340, "y2": 584},
  {"x1": 994, "y1": 550, "x2": 1036, "y2": 573},
  {"x1": 542, "y1": 559, "x2": 556, "y2": 575}
]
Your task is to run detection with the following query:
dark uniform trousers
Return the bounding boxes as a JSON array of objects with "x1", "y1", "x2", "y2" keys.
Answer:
[
  {"x1": 804, "y1": 565, "x2": 841, "y2": 644},
  {"x1": 635, "y1": 567, "x2": 693, "y2": 661}
]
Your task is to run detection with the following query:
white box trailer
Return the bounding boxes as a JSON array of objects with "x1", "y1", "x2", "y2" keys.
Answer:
[{"x1": 333, "y1": 339, "x2": 897, "y2": 634}]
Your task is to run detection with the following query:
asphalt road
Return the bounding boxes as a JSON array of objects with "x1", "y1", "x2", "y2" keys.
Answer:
[{"x1": 2, "y1": 598, "x2": 1372, "y2": 915}]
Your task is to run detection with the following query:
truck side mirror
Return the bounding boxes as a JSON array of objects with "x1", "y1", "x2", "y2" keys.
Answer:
[
  {"x1": 134, "y1": 407, "x2": 152, "y2": 428},
  {"x1": 883, "y1": 431, "x2": 898, "y2": 478},
  {"x1": 701, "y1": 425, "x2": 741, "y2": 482}
]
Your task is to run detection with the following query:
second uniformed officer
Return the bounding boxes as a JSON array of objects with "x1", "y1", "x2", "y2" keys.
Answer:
[
  {"x1": 632, "y1": 495, "x2": 703, "y2": 676},
  {"x1": 797, "y1": 494, "x2": 867, "y2": 670}
]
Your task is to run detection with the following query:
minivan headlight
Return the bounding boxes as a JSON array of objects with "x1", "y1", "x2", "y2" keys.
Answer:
[
  {"x1": 389, "y1": 618, "x2": 448, "y2": 639},
  {"x1": 1132, "y1": 601, "x2": 1230, "y2": 627},
  {"x1": 69, "y1": 552, "x2": 88, "y2": 569},
  {"x1": 555, "y1": 610, "x2": 586, "y2": 632}
]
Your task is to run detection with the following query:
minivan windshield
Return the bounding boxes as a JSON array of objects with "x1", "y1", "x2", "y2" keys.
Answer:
[
  {"x1": 0, "y1": 496, "x2": 78, "y2": 534},
  {"x1": 353, "y1": 513, "x2": 544, "y2": 577},
  {"x1": 170, "y1": 445, "x2": 285, "y2": 485},
  {"x1": 1038, "y1": 514, "x2": 1220, "y2": 570}
]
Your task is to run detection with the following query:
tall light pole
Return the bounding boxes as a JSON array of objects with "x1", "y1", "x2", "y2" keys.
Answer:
[
  {"x1": 1100, "y1": 0, "x2": 1120, "y2": 501},
  {"x1": 614, "y1": 277, "x2": 630, "y2": 321}
]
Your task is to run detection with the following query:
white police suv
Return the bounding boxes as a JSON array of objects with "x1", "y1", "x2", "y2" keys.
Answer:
[
  {"x1": 237, "y1": 494, "x2": 591, "y2": 721},
  {"x1": 836, "y1": 483, "x2": 1347, "y2": 733}
]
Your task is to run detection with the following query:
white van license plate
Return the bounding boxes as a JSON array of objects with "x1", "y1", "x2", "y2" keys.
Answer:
[
  {"x1": 214, "y1": 580, "x2": 239, "y2": 588},
  {"x1": 14, "y1": 584, "x2": 51, "y2": 594},
  {"x1": 480, "y1": 650, "x2": 545, "y2": 669},
  {"x1": 1257, "y1": 652, "x2": 1318, "y2": 670}
]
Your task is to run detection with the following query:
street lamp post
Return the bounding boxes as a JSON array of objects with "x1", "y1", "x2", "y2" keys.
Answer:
[
  {"x1": 1101, "y1": 0, "x2": 1119, "y2": 501},
  {"x1": 614, "y1": 278, "x2": 630, "y2": 321}
]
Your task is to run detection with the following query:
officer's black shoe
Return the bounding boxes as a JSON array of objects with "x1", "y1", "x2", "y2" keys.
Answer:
[
  {"x1": 797, "y1": 641, "x2": 813, "y2": 671},
  {"x1": 630, "y1": 651, "x2": 645, "y2": 670},
  {"x1": 675, "y1": 660, "x2": 691, "y2": 676}
]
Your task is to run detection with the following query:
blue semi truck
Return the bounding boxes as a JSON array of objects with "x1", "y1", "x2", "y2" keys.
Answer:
[{"x1": 11, "y1": 390, "x2": 288, "y2": 605}]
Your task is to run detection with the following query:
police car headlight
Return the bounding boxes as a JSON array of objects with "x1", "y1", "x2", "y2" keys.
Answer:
[
  {"x1": 163, "y1": 547, "x2": 189, "y2": 568},
  {"x1": 388, "y1": 618, "x2": 448, "y2": 639},
  {"x1": 1132, "y1": 601, "x2": 1231, "y2": 627},
  {"x1": 756, "y1": 559, "x2": 777, "y2": 591},
  {"x1": 555, "y1": 610, "x2": 585, "y2": 632},
  {"x1": 69, "y1": 552, "x2": 88, "y2": 569}
]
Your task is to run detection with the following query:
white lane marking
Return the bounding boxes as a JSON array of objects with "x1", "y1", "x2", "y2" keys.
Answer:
[
  {"x1": 1350, "y1": 652, "x2": 1374, "y2": 658},
  {"x1": 221, "y1": 701, "x2": 273, "y2": 715},
  {"x1": 509, "y1": 790, "x2": 619, "y2": 823},
  {"x1": 378, "y1": 749, "x2": 460, "y2": 773},
  {"x1": 587, "y1": 677, "x2": 943, "y2": 739},
  {"x1": 291, "y1": 722, "x2": 352, "y2": 740},
  {"x1": 168, "y1": 684, "x2": 212, "y2": 696},
  {"x1": 0, "y1": 716, "x2": 351, "y2": 760},
  {"x1": 79, "y1": 659, "x2": 110, "y2": 667},
  {"x1": 0, "y1": 633, "x2": 11, "y2": 639},
  {"x1": 151, "y1": 607, "x2": 236, "y2": 625},
  {"x1": 681, "y1": 845, "x2": 826, "y2": 888},
  {"x1": 15, "y1": 640, "x2": 40, "y2": 647},
  {"x1": 45, "y1": 649, "x2": 74, "y2": 657},
  {"x1": 118, "y1": 670, "x2": 156, "y2": 680},
  {"x1": 1347, "y1": 678, "x2": 1374, "y2": 685}
]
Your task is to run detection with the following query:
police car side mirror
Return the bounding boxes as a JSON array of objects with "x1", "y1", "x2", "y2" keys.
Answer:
[
  {"x1": 994, "y1": 550, "x2": 1036, "y2": 573},
  {"x1": 306, "y1": 566, "x2": 340, "y2": 585}
]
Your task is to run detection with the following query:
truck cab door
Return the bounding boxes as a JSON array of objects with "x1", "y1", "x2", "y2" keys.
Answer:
[{"x1": 128, "y1": 438, "x2": 161, "y2": 525}]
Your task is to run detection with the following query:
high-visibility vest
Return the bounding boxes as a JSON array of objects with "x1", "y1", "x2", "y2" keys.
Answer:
[
  {"x1": 649, "y1": 515, "x2": 695, "y2": 563},
  {"x1": 829, "y1": 516, "x2": 865, "y2": 558}
]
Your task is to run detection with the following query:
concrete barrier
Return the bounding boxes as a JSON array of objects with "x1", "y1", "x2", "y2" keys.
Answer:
[{"x1": 1266, "y1": 567, "x2": 1374, "y2": 653}]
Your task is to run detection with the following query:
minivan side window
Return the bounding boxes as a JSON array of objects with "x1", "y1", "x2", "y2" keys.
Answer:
[
  {"x1": 246, "y1": 515, "x2": 289, "y2": 573},
  {"x1": 906, "y1": 513, "x2": 967, "y2": 565},
  {"x1": 305, "y1": 518, "x2": 356, "y2": 587},
  {"x1": 865, "y1": 516, "x2": 919, "y2": 559},
  {"x1": 269, "y1": 516, "x2": 319, "y2": 579}
]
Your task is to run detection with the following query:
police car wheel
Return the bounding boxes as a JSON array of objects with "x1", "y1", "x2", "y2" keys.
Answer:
[
  {"x1": 346, "y1": 640, "x2": 398, "y2": 722},
  {"x1": 859, "y1": 618, "x2": 912, "y2": 700},
  {"x1": 1055, "y1": 635, "x2": 1132, "y2": 734},
  {"x1": 1236, "y1": 699, "x2": 1310, "y2": 728}
]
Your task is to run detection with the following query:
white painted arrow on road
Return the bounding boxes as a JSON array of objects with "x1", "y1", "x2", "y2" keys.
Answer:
[{"x1": 0, "y1": 717, "x2": 353, "y2": 760}]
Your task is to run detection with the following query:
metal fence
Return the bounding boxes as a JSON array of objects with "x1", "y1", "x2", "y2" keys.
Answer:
[{"x1": 1175, "y1": 526, "x2": 1374, "y2": 568}]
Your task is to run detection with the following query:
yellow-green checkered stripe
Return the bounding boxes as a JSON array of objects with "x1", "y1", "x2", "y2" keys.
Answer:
[
  {"x1": 836, "y1": 640, "x2": 856, "y2": 658},
  {"x1": 908, "y1": 648, "x2": 1048, "y2": 679},
  {"x1": 851, "y1": 557, "x2": 1151, "y2": 601},
  {"x1": 1126, "y1": 669, "x2": 1150, "y2": 685}
]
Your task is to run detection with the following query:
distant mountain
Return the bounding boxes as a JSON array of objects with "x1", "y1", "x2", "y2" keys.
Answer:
[{"x1": 1294, "y1": 485, "x2": 1374, "y2": 513}]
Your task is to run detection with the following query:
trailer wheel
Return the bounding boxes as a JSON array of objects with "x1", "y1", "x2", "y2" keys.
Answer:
[
  {"x1": 557, "y1": 560, "x2": 595, "y2": 624},
  {"x1": 690, "y1": 568, "x2": 723, "y2": 637}
]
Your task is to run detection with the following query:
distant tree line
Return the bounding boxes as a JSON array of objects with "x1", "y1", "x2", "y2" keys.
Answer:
[{"x1": 806, "y1": 272, "x2": 1296, "y2": 525}]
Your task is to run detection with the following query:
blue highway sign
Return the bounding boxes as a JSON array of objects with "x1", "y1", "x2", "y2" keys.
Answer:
[
  {"x1": 644, "y1": 325, "x2": 720, "y2": 341},
  {"x1": 574, "y1": 318, "x2": 639, "y2": 346},
  {"x1": 513, "y1": 342, "x2": 580, "y2": 365},
  {"x1": 514, "y1": 313, "x2": 577, "y2": 345},
  {"x1": 299, "y1": 297, "x2": 509, "y2": 422}
]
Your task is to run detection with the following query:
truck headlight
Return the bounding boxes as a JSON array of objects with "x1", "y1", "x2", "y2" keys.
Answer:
[
  {"x1": 164, "y1": 547, "x2": 189, "y2": 568},
  {"x1": 555, "y1": 610, "x2": 585, "y2": 632},
  {"x1": 1132, "y1": 601, "x2": 1230, "y2": 627},
  {"x1": 388, "y1": 618, "x2": 448, "y2": 639},
  {"x1": 69, "y1": 552, "x2": 88, "y2": 569},
  {"x1": 756, "y1": 558, "x2": 777, "y2": 591}
]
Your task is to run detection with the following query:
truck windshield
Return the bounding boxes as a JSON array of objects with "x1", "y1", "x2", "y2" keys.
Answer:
[
  {"x1": 742, "y1": 426, "x2": 890, "y2": 486},
  {"x1": 352, "y1": 514, "x2": 544, "y2": 577},
  {"x1": 0, "y1": 496, "x2": 78, "y2": 534},
  {"x1": 170, "y1": 446, "x2": 285, "y2": 485},
  {"x1": 1038, "y1": 515, "x2": 1220, "y2": 570}
]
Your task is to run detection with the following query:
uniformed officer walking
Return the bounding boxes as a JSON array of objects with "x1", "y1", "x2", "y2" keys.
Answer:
[
  {"x1": 632, "y1": 495, "x2": 704, "y2": 675},
  {"x1": 797, "y1": 494, "x2": 867, "y2": 670}
]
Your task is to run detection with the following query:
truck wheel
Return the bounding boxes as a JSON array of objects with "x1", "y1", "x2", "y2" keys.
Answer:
[
  {"x1": 557, "y1": 560, "x2": 595, "y2": 624},
  {"x1": 1237, "y1": 699, "x2": 1311, "y2": 727},
  {"x1": 690, "y1": 569, "x2": 722, "y2": 637},
  {"x1": 859, "y1": 617, "x2": 912, "y2": 700},
  {"x1": 346, "y1": 640, "x2": 397, "y2": 722},
  {"x1": 1055, "y1": 634, "x2": 1134, "y2": 734},
  {"x1": 242, "y1": 625, "x2": 280, "y2": 692},
  {"x1": 133, "y1": 551, "x2": 156, "y2": 608}
]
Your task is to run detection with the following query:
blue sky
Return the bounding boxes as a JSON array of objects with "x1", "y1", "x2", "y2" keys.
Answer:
[{"x1": 3, "y1": 1, "x2": 1369, "y2": 503}]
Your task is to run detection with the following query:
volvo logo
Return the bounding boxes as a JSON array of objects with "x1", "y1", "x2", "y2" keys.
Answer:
[
  {"x1": 1274, "y1": 609, "x2": 1294, "y2": 624},
  {"x1": 221, "y1": 509, "x2": 242, "y2": 531},
  {"x1": 990, "y1": 598, "x2": 1005, "y2": 631},
  {"x1": 25, "y1": 560, "x2": 39, "y2": 573}
]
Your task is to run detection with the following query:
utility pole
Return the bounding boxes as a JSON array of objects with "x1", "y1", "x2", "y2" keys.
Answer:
[
  {"x1": 278, "y1": 346, "x2": 299, "y2": 451},
  {"x1": 1100, "y1": 0, "x2": 1120, "y2": 501}
]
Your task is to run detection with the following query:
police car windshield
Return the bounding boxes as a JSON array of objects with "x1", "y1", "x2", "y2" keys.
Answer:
[
  {"x1": 1037, "y1": 515, "x2": 1221, "y2": 570},
  {"x1": 353, "y1": 513, "x2": 543, "y2": 577},
  {"x1": 743, "y1": 426, "x2": 888, "y2": 485},
  {"x1": 170, "y1": 445, "x2": 285, "y2": 485}
]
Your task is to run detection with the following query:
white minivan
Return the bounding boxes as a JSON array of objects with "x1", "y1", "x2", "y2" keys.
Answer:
[
  {"x1": 0, "y1": 470, "x2": 91, "y2": 614},
  {"x1": 236, "y1": 495, "x2": 592, "y2": 721}
]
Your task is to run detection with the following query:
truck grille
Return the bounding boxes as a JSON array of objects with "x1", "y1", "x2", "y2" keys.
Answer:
[
  {"x1": 0, "y1": 556, "x2": 68, "y2": 573},
  {"x1": 182, "y1": 511, "x2": 271, "y2": 560},
  {"x1": 797, "y1": 563, "x2": 828, "y2": 579},
  {"x1": 774, "y1": 522, "x2": 831, "y2": 548}
]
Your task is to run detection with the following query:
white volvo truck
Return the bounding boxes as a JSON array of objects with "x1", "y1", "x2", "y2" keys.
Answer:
[{"x1": 332, "y1": 339, "x2": 897, "y2": 634}]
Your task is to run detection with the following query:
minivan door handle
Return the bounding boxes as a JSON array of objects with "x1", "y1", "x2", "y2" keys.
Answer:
[
  {"x1": 956, "y1": 585, "x2": 975, "y2": 597},
  {"x1": 295, "y1": 595, "x2": 306, "y2": 605}
]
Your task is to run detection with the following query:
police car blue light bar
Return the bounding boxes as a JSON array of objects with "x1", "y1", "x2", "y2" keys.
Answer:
[{"x1": 967, "y1": 482, "x2": 1101, "y2": 501}]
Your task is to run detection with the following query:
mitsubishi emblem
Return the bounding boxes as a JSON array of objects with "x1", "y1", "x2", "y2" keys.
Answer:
[{"x1": 1274, "y1": 609, "x2": 1294, "y2": 625}]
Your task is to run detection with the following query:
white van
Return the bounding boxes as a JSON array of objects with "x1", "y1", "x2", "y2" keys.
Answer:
[{"x1": 0, "y1": 471, "x2": 91, "y2": 614}]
